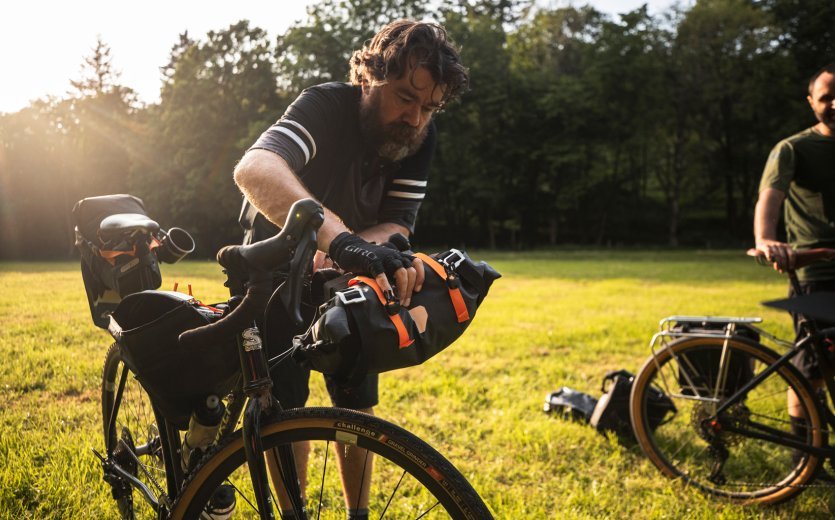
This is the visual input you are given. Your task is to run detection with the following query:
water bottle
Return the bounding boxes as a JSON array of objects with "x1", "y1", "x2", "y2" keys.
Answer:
[{"x1": 181, "y1": 394, "x2": 225, "y2": 471}]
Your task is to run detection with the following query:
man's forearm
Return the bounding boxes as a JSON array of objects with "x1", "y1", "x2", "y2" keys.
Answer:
[
  {"x1": 358, "y1": 222, "x2": 411, "y2": 245},
  {"x1": 754, "y1": 188, "x2": 786, "y2": 245},
  {"x1": 234, "y1": 149, "x2": 351, "y2": 250}
]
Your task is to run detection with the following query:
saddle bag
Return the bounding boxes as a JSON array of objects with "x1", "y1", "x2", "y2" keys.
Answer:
[
  {"x1": 292, "y1": 249, "x2": 500, "y2": 381},
  {"x1": 108, "y1": 291, "x2": 239, "y2": 429},
  {"x1": 73, "y1": 194, "x2": 163, "y2": 328}
]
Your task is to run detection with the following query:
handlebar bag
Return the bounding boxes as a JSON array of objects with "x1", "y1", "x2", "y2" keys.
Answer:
[
  {"x1": 108, "y1": 290, "x2": 239, "y2": 429},
  {"x1": 292, "y1": 249, "x2": 500, "y2": 382},
  {"x1": 72, "y1": 194, "x2": 163, "y2": 328}
]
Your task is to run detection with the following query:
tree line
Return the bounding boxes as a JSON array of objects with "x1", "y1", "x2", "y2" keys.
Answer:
[{"x1": 1, "y1": 0, "x2": 833, "y2": 259}]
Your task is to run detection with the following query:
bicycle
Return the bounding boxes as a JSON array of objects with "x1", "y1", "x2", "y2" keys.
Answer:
[
  {"x1": 91, "y1": 198, "x2": 492, "y2": 519},
  {"x1": 629, "y1": 248, "x2": 835, "y2": 505}
]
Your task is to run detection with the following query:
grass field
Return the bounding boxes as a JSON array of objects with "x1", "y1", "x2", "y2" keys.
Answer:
[{"x1": 2, "y1": 250, "x2": 834, "y2": 518}]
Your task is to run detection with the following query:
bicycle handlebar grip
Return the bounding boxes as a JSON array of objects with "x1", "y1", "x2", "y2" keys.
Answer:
[
  {"x1": 747, "y1": 247, "x2": 835, "y2": 270},
  {"x1": 794, "y1": 248, "x2": 835, "y2": 270}
]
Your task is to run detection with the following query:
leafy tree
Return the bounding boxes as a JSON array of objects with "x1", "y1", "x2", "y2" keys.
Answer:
[
  {"x1": 140, "y1": 21, "x2": 281, "y2": 255},
  {"x1": 275, "y1": 0, "x2": 430, "y2": 91},
  {"x1": 504, "y1": 5, "x2": 605, "y2": 245},
  {"x1": 674, "y1": 0, "x2": 790, "y2": 238}
]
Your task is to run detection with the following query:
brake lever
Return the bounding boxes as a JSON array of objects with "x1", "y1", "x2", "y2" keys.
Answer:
[
  {"x1": 276, "y1": 200, "x2": 324, "y2": 327},
  {"x1": 279, "y1": 227, "x2": 318, "y2": 327}
]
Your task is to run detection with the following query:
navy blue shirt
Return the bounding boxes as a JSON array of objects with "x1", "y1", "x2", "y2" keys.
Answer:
[{"x1": 240, "y1": 82, "x2": 435, "y2": 243}]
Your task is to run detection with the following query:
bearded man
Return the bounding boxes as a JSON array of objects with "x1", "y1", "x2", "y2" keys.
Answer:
[
  {"x1": 233, "y1": 20, "x2": 468, "y2": 518},
  {"x1": 754, "y1": 62, "x2": 835, "y2": 477}
]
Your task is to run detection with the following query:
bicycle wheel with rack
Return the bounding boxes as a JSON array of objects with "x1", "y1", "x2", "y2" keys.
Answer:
[
  {"x1": 101, "y1": 342, "x2": 178, "y2": 519},
  {"x1": 630, "y1": 336, "x2": 825, "y2": 505},
  {"x1": 170, "y1": 406, "x2": 491, "y2": 519}
]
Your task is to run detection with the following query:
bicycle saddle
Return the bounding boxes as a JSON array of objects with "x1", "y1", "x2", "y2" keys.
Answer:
[
  {"x1": 99, "y1": 213, "x2": 160, "y2": 240},
  {"x1": 764, "y1": 292, "x2": 835, "y2": 323}
]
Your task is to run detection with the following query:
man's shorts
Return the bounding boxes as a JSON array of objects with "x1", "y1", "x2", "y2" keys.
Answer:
[
  {"x1": 269, "y1": 355, "x2": 378, "y2": 409},
  {"x1": 789, "y1": 279, "x2": 835, "y2": 380},
  {"x1": 262, "y1": 283, "x2": 378, "y2": 410}
]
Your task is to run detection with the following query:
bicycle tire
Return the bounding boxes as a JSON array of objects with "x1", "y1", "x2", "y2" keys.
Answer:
[
  {"x1": 101, "y1": 342, "x2": 173, "y2": 519},
  {"x1": 630, "y1": 336, "x2": 825, "y2": 505},
  {"x1": 170, "y1": 406, "x2": 492, "y2": 519}
]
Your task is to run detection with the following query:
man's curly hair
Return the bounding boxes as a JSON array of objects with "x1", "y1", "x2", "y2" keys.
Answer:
[{"x1": 349, "y1": 20, "x2": 469, "y2": 108}]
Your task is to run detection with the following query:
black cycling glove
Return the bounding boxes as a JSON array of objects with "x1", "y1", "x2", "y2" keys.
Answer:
[{"x1": 329, "y1": 232, "x2": 413, "y2": 278}]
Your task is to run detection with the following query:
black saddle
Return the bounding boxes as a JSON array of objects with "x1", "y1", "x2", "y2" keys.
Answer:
[
  {"x1": 763, "y1": 292, "x2": 835, "y2": 324},
  {"x1": 99, "y1": 213, "x2": 160, "y2": 241}
]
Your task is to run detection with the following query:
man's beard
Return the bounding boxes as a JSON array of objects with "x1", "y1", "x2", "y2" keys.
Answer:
[{"x1": 360, "y1": 89, "x2": 429, "y2": 162}]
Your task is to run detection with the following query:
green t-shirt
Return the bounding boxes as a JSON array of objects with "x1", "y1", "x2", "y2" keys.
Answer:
[{"x1": 759, "y1": 127, "x2": 835, "y2": 280}]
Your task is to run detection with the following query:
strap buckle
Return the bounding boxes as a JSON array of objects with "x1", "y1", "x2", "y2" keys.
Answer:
[
  {"x1": 439, "y1": 249, "x2": 466, "y2": 270},
  {"x1": 336, "y1": 286, "x2": 367, "y2": 305}
]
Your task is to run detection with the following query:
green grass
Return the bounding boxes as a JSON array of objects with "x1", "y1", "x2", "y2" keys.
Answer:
[{"x1": 1, "y1": 250, "x2": 834, "y2": 518}]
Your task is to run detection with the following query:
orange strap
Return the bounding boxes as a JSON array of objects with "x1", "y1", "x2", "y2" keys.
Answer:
[
  {"x1": 98, "y1": 245, "x2": 137, "y2": 266},
  {"x1": 349, "y1": 276, "x2": 414, "y2": 349},
  {"x1": 98, "y1": 238, "x2": 159, "y2": 266},
  {"x1": 416, "y1": 253, "x2": 470, "y2": 323}
]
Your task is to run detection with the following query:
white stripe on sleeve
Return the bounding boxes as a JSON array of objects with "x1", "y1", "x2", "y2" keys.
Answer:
[
  {"x1": 275, "y1": 127, "x2": 311, "y2": 164},
  {"x1": 283, "y1": 120, "x2": 317, "y2": 159},
  {"x1": 392, "y1": 179, "x2": 428, "y2": 187},
  {"x1": 387, "y1": 191, "x2": 425, "y2": 200}
]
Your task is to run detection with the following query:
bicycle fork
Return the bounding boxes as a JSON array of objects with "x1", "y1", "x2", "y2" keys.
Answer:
[{"x1": 238, "y1": 325, "x2": 306, "y2": 520}]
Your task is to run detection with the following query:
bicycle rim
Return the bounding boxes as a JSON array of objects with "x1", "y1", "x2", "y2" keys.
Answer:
[
  {"x1": 102, "y1": 342, "x2": 170, "y2": 519},
  {"x1": 171, "y1": 407, "x2": 491, "y2": 519},
  {"x1": 631, "y1": 336, "x2": 824, "y2": 504}
]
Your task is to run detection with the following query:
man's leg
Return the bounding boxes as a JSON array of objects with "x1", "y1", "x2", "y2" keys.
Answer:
[
  {"x1": 265, "y1": 353, "x2": 312, "y2": 515},
  {"x1": 268, "y1": 441, "x2": 310, "y2": 514},
  {"x1": 335, "y1": 407, "x2": 374, "y2": 515},
  {"x1": 326, "y1": 373, "x2": 379, "y2": 519}
]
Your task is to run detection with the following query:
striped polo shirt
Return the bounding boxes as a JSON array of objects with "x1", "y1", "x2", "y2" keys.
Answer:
[{"x1": 239, "y1": 82, "x2": 435, "y2": 243}]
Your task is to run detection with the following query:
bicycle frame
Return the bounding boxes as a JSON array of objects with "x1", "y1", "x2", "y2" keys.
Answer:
[
  {"x1": 98, "y1": 302, "x2": 307, "y2": 519},
  {"x1": 647, "y1": 273, "x2": 835, "y2": 461}
]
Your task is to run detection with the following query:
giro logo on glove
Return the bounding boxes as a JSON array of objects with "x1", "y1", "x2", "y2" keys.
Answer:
[
  {"x1": 329, "y1": 232, "x2": 413, "y2": 279},
  {"x1": 343, "y1": 244, "x2": 379, "y2": 261}
]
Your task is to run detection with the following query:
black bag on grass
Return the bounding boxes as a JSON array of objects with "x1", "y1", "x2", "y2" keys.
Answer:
[
  {"x1": 590, "y1": 370, "x2": 676, "y2": 442},
  {"x1": 108, "y1": 291, "x2": 239, "y2": 429},
  {"x1": 543, "y1": 387, "x2": 598, "y2": 423}
]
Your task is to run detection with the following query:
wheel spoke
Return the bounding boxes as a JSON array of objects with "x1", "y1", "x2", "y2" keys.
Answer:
[
  {"x1": 170, "y1": 408, "x2": 491, "y2": 519},
  {"x1": 632, "y1": 337, "x2": 822, "y2": 504}
]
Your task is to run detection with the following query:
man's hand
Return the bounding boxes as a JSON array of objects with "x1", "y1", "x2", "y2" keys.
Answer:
[
  {"x1": 755, "y1": 238, "x2": 796, "y2": 272},
  {"x1": 328, "y1": 232, "x2": 423, "y2": 306}
]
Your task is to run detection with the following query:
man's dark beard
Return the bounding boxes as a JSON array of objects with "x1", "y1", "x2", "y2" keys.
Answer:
[{"x1": 360, "y1": 90, "x2": 429, "y2": 161}]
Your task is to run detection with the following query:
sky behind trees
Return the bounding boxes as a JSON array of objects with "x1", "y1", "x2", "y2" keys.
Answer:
[{"x1": 0, "y1": 0, "x2": 678, "y2": 113}]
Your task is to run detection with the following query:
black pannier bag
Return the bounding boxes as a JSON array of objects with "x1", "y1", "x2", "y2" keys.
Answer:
[
  {"x1": 73, "y1": 194, "x2": 162, "y2": 328},
  {"x1": 590, "y1": 370, "x2": 676, "y2": 442},
  {"x1": 672, "y1": 321, "x2": 757, "y2": 397},
  {"x1": 543, "y1": 387, "x2": 598, "y2": 423},
  {"x1": 108, "y1": 291, "x2": 239, "y2": 429},
  {"x1": 292, "y1": 249, "x2": 500, "y2": 381}
]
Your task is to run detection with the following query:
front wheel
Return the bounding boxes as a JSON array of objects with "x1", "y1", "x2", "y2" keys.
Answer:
[
  {"x1": 101, "y1": 342, "x2": 175, "y2": 519},
  {"x1": 630, "y1": 336, "x2": 825, "y2": 505},
  {"x1": 170, "y1": 407, "x2": 492, "y2": 519}
]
